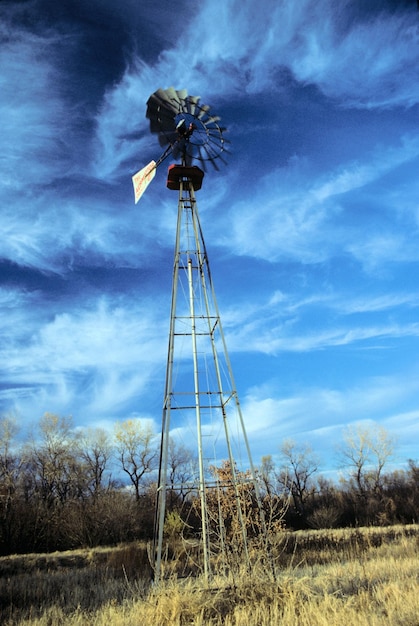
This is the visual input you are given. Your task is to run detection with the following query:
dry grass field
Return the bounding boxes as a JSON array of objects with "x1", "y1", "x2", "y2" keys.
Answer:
[{"x1": 1, "y1": 525, "x2": 418, "y2": 625}]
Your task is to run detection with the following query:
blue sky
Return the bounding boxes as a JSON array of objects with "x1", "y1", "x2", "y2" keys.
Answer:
[{"x1": 1, "y1": 0, "x2": 419, "y2": 474}]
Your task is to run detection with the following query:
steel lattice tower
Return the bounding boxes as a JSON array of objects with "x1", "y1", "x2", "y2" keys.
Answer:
[{"x1": 153, "y1": 165, "x2": 267, "y2": 583}]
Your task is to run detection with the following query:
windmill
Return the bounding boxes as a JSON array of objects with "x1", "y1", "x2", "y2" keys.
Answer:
[{"x1": 132, "y1": 87, "x2": 269, "y2": 583}]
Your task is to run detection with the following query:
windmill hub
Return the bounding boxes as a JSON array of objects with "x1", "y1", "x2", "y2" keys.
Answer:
[
  {"x1": 175, "y1": 117, "x2": 197, "y2": 139},
  {"x1": 176, "y1": 115, "x2": 204, "y2": 144}
]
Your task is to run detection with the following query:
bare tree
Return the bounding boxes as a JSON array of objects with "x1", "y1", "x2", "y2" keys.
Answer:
[
  {"x1": 278, "y1": 439, "x2": 319, "y2": 519},
  {"x1": 79, "y1": 427, "x2": 115, "y2": 497},
  {"x1": 259, "y1": 455, "x2": 276, "y2": 498},
  {"x1": 114, "y1": 419, "x2": 157, "y2": 501},
  {"x1": 339, "y1": 423, "x2": 395, "y2": 497},
  {"x1": 18, "y1": 413, "x2": 92, "y2": 551},
  {"x1": 0, "y1": 415, "x2": 22, "y2": 548},
  {"x1": 166, "y1": 438, "x2": 197, "y2": 507},
  {"x1": 28, "y1": 413, "x2": 83, "y2": 505},
  {"x1": 0, "y1": 415, "x2": 20, "y2": 500}
]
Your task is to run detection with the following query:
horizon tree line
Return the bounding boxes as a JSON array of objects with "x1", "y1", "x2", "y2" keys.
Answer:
[{"x1": 0, "y1": 413, "x2": 417, "y2": 555}]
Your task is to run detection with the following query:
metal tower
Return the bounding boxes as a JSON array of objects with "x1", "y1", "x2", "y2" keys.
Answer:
[
  {"x1": 132, "y1": 88, "x2": 268, "y2": 583},
  {"x1": 153, "y1": 165, "x2": 268, "y2": 583}
]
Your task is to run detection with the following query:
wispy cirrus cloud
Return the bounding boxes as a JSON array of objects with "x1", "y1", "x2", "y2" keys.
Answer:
[
  {"x1": 332, "y1": 292, "x2": 419, "y2": 315},
  {"x1": 287, "y1": 4, "x2": 419, "y2": 108},
  {"x1": 218, "y1": 136, "x2": 419, "y2": 266},
  {"x1": 228, "y1": 321, "x2": 419, "y2": 355},
  {"x1": 0, "y1": 292, "x2": 167, "y2": 419},
  {"x1": 0, "y1": 21, "x2": 82, "y2": 191},
  {"x1": 92, "y1": 0, "x2": 419, "y2": 179},
  {"x1": 219, "y1": 283, "x2": 419, "y2": 355},
  {"x1": 241, "y1": 371, "x2": 419, "y2": 464}
]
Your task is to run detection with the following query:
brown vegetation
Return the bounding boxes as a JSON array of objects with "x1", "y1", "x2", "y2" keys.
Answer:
[{"x1": 1, "y1": 525, "x2": 418, "y2": 625}]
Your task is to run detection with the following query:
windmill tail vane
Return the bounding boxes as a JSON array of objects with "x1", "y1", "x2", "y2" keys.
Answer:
[{"x1": 132, "y1": 160, "x2": 156, "y2": 204}]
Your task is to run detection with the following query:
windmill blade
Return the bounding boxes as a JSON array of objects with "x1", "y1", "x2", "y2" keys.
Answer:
[
  {"x1": 185, "y1": 95, "x2": 200, "y2": 115},
  {"x1": 204, "y1": 115, "x2": 221, "y2": 125},
  {"x1": 146, "y1": 91, "x2": 168, "y2": 114},
  {"x1": 195, "y1": 149, "x2": 207, "y2": 172},
  {"x1": 150, "y1": 119, "x2": 164, "y2": 133},
  {"x1": 176, "y1": 88, "x2": 188, "y2": 103},
  {"x1": 199, "y1": 142, "x2": 220, "y2": 170},
  {"x1": 196, "y1": 104, "x2": 211, "y2": 120},
  {"x1": 158, "y1": 126, "x2": 177, "y2": 147},
  {"x1": 157, "y1": 116, "x2": 177, "y2": 134},
  {"x1": 165, "y1": 86, "x2": 182, "y2": 109},
  {"x1": 207, "y1": 127, "x2": 225, "y2": 139},
  {"x1": 211, "y1": 150, "x2": 228, "y2": 168},
  {"x1": 205, "y1": 131, "x2": 222, "y2": 148},
  {"x1": 148, "y1": 111, "x2": 176, "y2": 143},
  {"x1": 216, "y1": 151, "x2": 228, "y2": 166},
  {"x1": 147, "y1": 89, "x2": 178, "y2": 116},
  {"x1": 148, "y1": 108, "x2": 177, "y2": 129},
  {"x1": 154, "y1": 87, "x2": 178, "y2": 111}
]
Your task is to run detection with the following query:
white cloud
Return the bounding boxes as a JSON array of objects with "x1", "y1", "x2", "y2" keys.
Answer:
[
  {"x1": 383, "y1": 410, "x2": 419, "y2": 461},
  {"x1": 338, "y1": 293, "x2": 419, "y2": 315},
  {"x1": 0, "y1": 23, "x2": 79, "y2": 191},
  {"x1": 218, "y1": 136, "x2": 419, "y2": 266},
  {"x1": 347, "y1": 233, "x2": 419, "y2": 273},
  {"x1": 227, "y1": 318, "x2": 419, "y2": 355},
  {"x1": 298, "y1": 18, "x2": 419, "y2": 109},
  {"x1": 0, "y1": 22, "x2": 124, "y2": 272},
  {"x1": 240, "y1": 371, "x2": 419, "y2": 465},
  {"x1": 218, "y1": 283, "x2": 419, "y2": 355},
  {"x1": 0, "y1": 295, "x2": 168, "y2": 423}
]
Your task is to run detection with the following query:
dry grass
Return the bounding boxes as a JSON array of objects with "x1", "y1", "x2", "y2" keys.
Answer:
[{"x1": 1, "y1": 525, "x2": 418, "y2": 625}]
